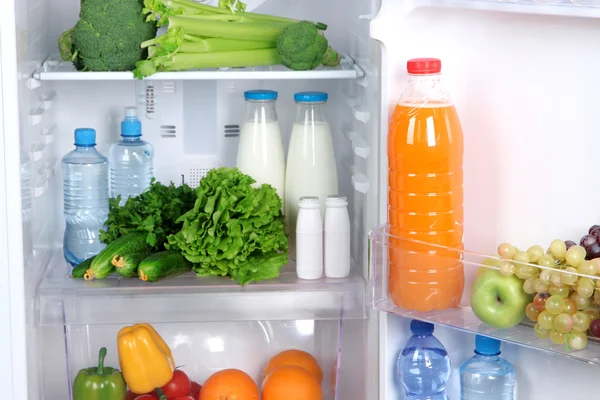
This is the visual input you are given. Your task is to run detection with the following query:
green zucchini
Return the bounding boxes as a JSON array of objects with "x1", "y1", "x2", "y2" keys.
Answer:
[
  {"x1": 138, "y1": 251, "x2": 193, "y2": 282},
  {"x1": 86, "y1": 232, "x2": 148, "y2": 280},
  {"x1": 112, "y1": 251, "x2": 153, "y2": 278},
  {"x1": 71, "y1": 256, "x2": 95, "y2": 279}
]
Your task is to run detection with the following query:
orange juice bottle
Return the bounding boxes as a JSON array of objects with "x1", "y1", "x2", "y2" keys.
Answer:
[{"x1": 388, "y1": 58, "x2": 464, "y2": 312}]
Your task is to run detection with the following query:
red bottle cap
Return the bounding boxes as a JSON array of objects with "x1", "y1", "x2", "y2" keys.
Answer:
[{"x1": 407, "y1": 58, "x2": 442, "y2": 74}]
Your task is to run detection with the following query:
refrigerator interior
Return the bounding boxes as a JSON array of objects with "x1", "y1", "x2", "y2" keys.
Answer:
[
  {"x1": 4, "y1": 0, "x2": 383, "y2": 398},
  {"x1": 371, "y1": 1, "x2": 600, "y2": 399}
]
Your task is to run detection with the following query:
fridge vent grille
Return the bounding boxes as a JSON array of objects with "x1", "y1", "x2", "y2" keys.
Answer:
[
  {"x1": 160, "y1": 125, "x2": 176, "y2": 137},
  {"x1": 162, "y1": 82, "x2": 177, "y2": 93},
  {"x1": 186, "y1": 168, "x2": 211, "y2": 187},
  {"x1": 224, "y1": 82, "x2": 236, "y2": 92},
  {"x1": 224, "y1": 124, "x2": 240, "y2": 137},
  {"x1": 145, "y1": 85, "x2": 155, "y2": 115}
]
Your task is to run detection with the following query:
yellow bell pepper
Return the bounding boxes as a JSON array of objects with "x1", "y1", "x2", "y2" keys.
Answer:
[{"x1": 117, "y1": 323, "x2": 175, "y2": 395}]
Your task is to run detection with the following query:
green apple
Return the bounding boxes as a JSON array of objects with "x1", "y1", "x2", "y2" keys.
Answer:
[
  {"x1": 476, "y1": 258, "x2": 501, "y2": 278},
  {"x1": 471, "y1": 269, "x2": 531, "y2": 329}
]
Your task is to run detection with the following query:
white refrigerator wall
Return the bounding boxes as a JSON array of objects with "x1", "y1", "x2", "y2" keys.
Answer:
[{"x1": 374, "y1": 1, "x2": 600, "y2": 399}]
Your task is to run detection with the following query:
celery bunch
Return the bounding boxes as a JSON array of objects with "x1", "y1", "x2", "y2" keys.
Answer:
[{"x1": 133, "y1": 0, "x2": 337, "y2": 78}]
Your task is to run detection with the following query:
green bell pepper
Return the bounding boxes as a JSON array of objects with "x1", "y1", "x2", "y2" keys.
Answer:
[{"x1": 73, "y1": 347, "x2": 127, "y2": 400}]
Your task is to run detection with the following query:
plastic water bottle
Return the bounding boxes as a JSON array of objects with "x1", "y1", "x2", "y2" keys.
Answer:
[
  {"x1": 62, "y1": 128, "x2": 109, "y2": 266},
  {"x1": 398, "y1": 320, "x2": 451, "y2": 400},
  {"x1": 109, "y1": 107, "x2": 153, "y2": 204},
  {"x1": 460, "y1": 335, "x2": 515, "y2": 400}
]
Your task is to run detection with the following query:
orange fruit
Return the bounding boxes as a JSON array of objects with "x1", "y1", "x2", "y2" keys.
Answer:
[
  {"x1": 263, "y1": 349, "x2": 323, "y2": 383},
  {"x1": 262, "y1": 365, "x2": 322, "y2": 400},
  {"x1": 200, "y1": 369, "x2": 259, "y2": 400}
]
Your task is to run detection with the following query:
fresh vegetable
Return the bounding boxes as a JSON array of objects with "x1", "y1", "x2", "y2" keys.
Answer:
[
  {"x1": 167, "y1": 167, "x2": 288, "y2": 285},
  {"x1": 277, "y1": 21, "x2": 340, "y2": 70},
  {"x1": 100, "y1": 180, "x2": 196, "y2": 250},
  {"x1": 134, "y1": 48, "x2": 281, "y2": 79},
  {"x1": 127, "y1": 391, "x2": 157, "y2": 400},
  {"x1": 138, "y1": 251, "x2": 193, "y2": 282},
  {"x1": 72, "y1": 347, "x2": 127, "y2": 400},
  {"x1": 219, "y1": 0, "x2": 246, "y2": 13},
  {"x1": 118, "y1": 323, "x2": 175, "y2": 396},
  {"x1": 161, "y1": 370, "x2": 191, "y2": 398},
  {"x1": 134, "y1": 0, "x2": 338, "y2": 78},
  {"x1": 142, "y1": 0, "x2": 311, "y2": 28},
  {"x1": 190, "y1": 381, "x2": 202, "y2": 398},
  {"x1": 113, "y1": 250, "x2": 154, "y2": 278},
  {"x1": 141, "y1": 27, "x2": 276, "y2": 56},
  {"x1": 71, "y1": 256, "x2": 95, "y2": 279},
  {"x1": 58, "y1": 0, "x2": 157, "y2": 71},
  {"x1": 87, "y1": 232, "x2": 149, "y2": 280}
]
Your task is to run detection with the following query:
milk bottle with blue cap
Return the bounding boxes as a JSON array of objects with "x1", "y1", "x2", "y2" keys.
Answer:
[
  {"x1": 236, "y1": 90, "x2": 285, "y2": 201},
  {"x1": 285, "y1": 91, "x2": 338, "y2": 260}
]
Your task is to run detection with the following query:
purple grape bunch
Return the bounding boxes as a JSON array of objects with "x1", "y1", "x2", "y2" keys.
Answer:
[{"x1": 571, "y1": 225, "x2": 600, "y2": 260}]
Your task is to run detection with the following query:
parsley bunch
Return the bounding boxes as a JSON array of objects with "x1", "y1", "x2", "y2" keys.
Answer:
[{"x1": 100, "y1": 180, "x2": 197, "y2": 249}]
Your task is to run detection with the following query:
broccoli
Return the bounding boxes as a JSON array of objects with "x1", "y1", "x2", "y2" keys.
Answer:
[
  {"x1": 58, "y1": 0, "x2": 157, "y2": 71},
  {"x1": 276, "y1": 21, "x2": 341, "y2": 71}
]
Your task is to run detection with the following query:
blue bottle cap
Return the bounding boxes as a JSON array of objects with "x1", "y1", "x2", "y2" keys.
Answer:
[
  {"x1": 244, "y1": 90, "x2": 278, "y2": 101},
  {"x1": 121, "y1": 107, "x2": 142, "y2": 137},
  {"x1": 74, "y1": 128, "x2": 96, "y2": 146},
  {"x1": 294, "y1": 91, "x2": 328, "y2": 103},
  {"x1": 410, "y1": 320, "x2": 434, "y2": 336},
  {"x1": 475, "y1": 335, "x2": 501, "y2": 356}
]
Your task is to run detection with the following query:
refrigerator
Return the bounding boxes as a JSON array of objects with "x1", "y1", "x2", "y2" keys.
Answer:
[{"x1": 1, "y1": 0, "x2": 600, "y2": 398}]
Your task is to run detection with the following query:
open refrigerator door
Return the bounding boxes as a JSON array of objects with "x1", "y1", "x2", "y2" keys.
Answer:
[{"x1": 370, "y1": 1, "x2": 600, "y2": 399}]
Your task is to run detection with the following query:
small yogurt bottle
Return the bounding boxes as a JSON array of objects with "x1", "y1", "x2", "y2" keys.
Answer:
[{"x1": 296, "y1": 196, "x2": 323, "y2": 280}]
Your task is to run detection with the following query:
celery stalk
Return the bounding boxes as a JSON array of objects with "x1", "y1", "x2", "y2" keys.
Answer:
[
  {"x1": 165, "y1": 0, "x2": 300, "y2": 25},
  {"x1": 161, "y1": 48, "x2": 281, "y2": 71},
  {"x1": 178, "y1": 38, "x2": 275, "y2": 53},
  {"x1": 169, "y1": 16, "x2": 283, "y2": 42}
]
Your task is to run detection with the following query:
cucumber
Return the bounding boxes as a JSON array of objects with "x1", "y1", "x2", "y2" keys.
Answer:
[
  {"x1": 86, "y1": 232, "x2": 148, "y2": 280},
  {"x1": 71, "y1": 256, "x2": 95, "y2": 279},
  {"x1": 138, "y1": 251, "x2": 193, "y2": 282},
  {"x1": 112, "y1": 251, "x2": 153, "y2": 278}
]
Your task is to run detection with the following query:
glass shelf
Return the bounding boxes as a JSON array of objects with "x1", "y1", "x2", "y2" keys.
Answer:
[
  {"x1": 368, "y1": 225, "x2": 600, "y2": 365},
  {"x1": 33, "y1": 54, "x2": 364, "y2": 81},
  {"x1": 38, "y1": 251, "x2": 366, "y2": 325}
]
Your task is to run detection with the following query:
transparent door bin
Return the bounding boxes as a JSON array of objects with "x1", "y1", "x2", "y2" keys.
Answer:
[
  {"x1": 38, "y1": 251, "x2": 366, "y2": 325},
  {"x1": 39, "y1": 319, "x2": 361, "y2": 400},
  {"x1": 368, "y1": 225, "x2": 600, "y2": 365}
]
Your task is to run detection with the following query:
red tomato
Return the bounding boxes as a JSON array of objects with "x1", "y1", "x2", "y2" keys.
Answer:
[
  {"x1": 127, "y1": 390, "x2": 157, "y2": 400},
  {"x1": 190, "y1": 382, "x2": 202, "y2": 399},
  {"x1": 172, "y1": 397, "x2": 195, "y2": 400},
  {"x1": 161, "y1": 370, "x2": 192, "y2": 398},
  {"x1": 133, "y1": 395, "x2": 159, "y2": 400}
]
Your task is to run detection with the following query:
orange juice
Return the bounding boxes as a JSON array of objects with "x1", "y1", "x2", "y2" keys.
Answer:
[{"x1": 388, "y1": 58, "x2": 464, "y2": 311}]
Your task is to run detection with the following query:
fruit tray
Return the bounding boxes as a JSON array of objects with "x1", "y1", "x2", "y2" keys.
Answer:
[{"x1": 368, "y1": 225, "x2": 600, "y2": 364}]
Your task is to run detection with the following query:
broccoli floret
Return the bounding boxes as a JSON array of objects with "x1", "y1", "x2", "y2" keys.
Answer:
[
  {"x1": 58, "y1": 0, "x2": 157, "y2": 71},
  {"x1": 276, "y1": 21, "x2": 340, "y2": 71},
  {"x1": 276, "y1": 21, "x2": 327, "y2": 71}
]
